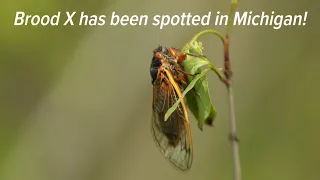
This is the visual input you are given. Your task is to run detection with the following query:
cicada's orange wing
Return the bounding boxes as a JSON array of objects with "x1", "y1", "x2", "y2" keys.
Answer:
[{"x1": 151, "y1": 67, "x2": 193, "y2": 171}]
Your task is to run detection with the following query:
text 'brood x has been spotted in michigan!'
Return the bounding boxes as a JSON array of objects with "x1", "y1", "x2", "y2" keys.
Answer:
[{"x1": 13, "y1": 11, "x2": 308, "y2": 30}]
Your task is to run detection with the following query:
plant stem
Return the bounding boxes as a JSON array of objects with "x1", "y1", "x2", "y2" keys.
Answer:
[
  {"x1": 225, "y1": 1, "x2": 241, "y2": 180},
  {"x1": 224, "y1": 35, "x2": 241, "y2": 180},
  {"x1": 226, "y1": 0, "x2": 238, "y2": 36},
  {"x1": 182, "y1": 29, "x2": 225, "y2": 52},
  {"x1": 228, "y1": 85, "x2": 241, "y2": 180}
]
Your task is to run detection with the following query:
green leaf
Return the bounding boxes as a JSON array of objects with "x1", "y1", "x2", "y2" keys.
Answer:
[
  {"x1": 164, "y1": 68, "x2": 211, "y2": 121},
  {"x1": 181, "y1": 41, "x2": 217, "y2": 130},
  {"x1": 182, "y1": 57, "x2": 210, "y2": 73}
]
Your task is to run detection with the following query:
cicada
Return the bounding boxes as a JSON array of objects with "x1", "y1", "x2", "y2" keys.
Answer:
[{"x1": 150, "y1": 45, "x2": 193, "y2": 171}]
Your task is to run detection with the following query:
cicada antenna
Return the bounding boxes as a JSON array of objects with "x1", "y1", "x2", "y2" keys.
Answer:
[
  {"x1": 157, "y1": 33, "x2": 161, "y2": 47},
  {"x1": 157, "y1": 30, "x2": 162, "y2": 47}
]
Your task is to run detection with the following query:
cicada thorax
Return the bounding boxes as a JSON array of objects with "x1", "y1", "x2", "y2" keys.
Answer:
[{"x1": 151, "y1": 46, "x2": 188, "y2": 86}]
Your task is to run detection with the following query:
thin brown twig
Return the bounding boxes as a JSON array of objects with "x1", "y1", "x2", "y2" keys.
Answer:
[
  {"x1": 224, "y1": 0, "x2": 241, "y2": 180},
  {"x1": 224, "y1": 35, "x2": 241, "y2": 180}
]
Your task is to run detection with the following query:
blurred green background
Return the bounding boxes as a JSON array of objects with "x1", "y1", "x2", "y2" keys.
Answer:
[{"x1": 0, "y1": 0, "x2": 318, "y2": 180}]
